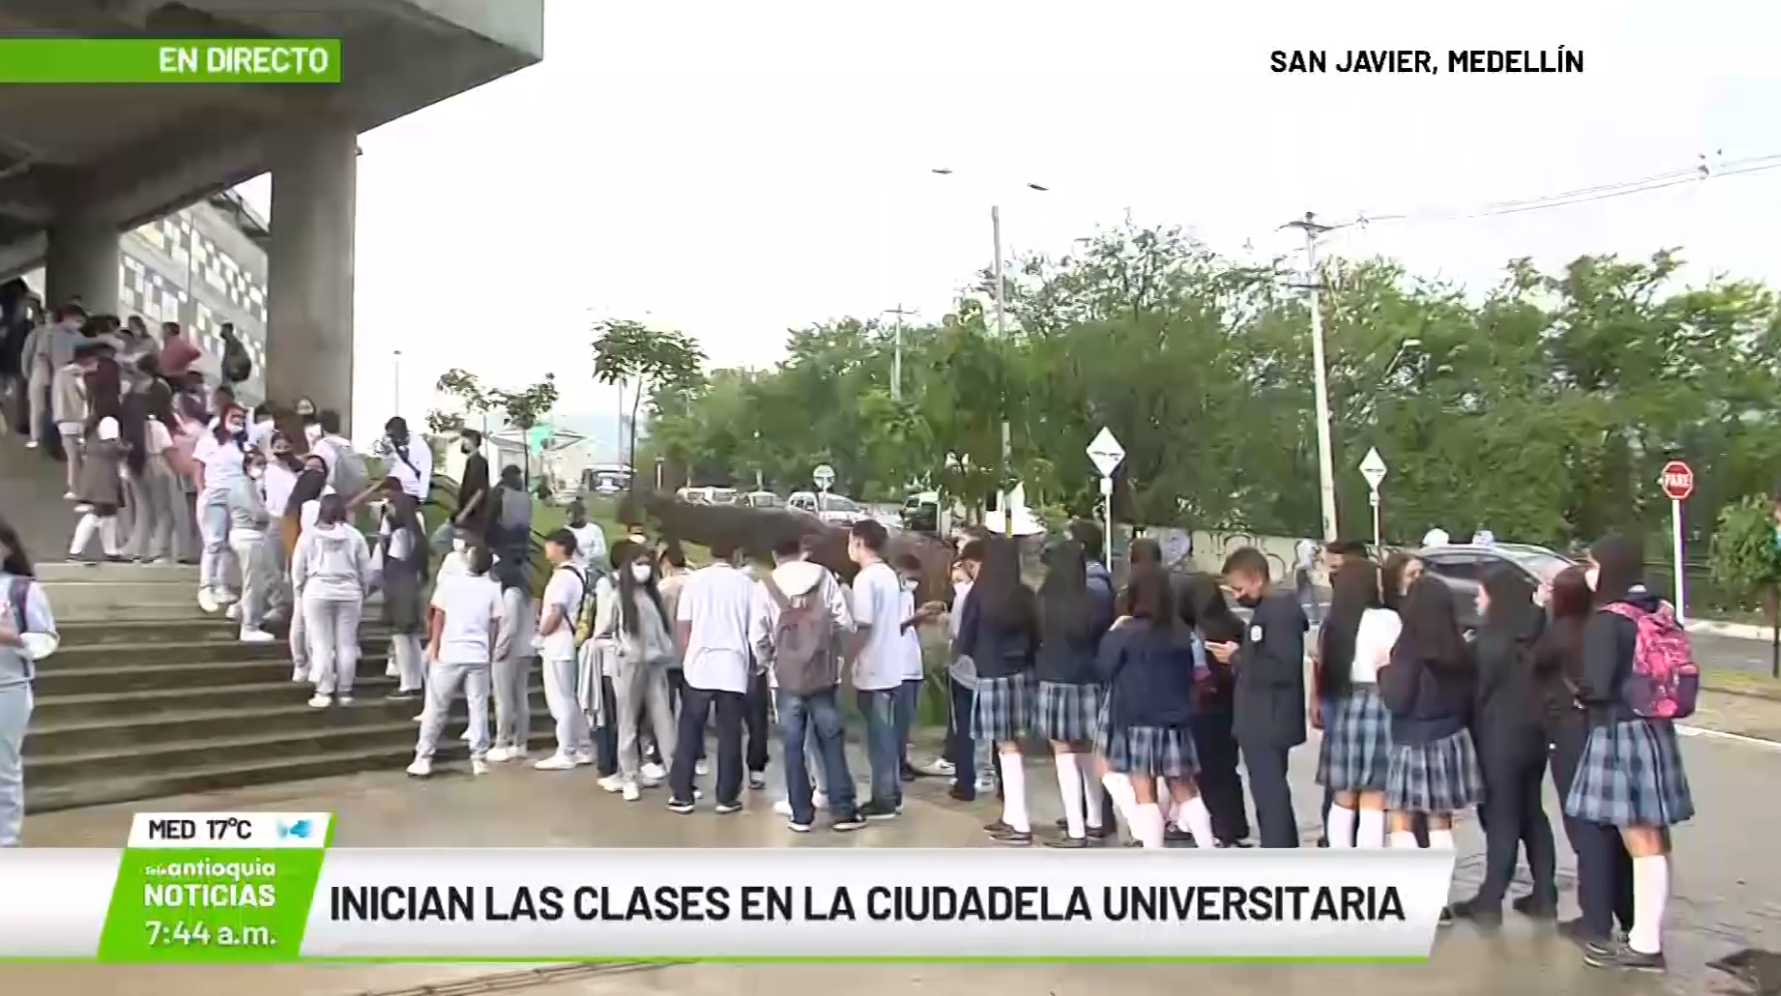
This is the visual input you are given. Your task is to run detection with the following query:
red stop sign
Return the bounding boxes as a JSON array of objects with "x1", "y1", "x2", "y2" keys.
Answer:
[{"x1": 1660, "y1": 460, "x2": 1695, "y2": 501}]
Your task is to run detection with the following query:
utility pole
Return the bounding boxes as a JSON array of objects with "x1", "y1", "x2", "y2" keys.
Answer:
[
  {"x1": 392, "y1": 349, "x2": 402, "y2": 420},
  {"x1": 884, "y1": 304, "x2": 917, "y2": 403},
  {"x1": 991, "y1": 205, "x2": 1014, "y2": 538},
  {"x1": 1283, "y1": 211, "x2": 1340, "y2": 542}
]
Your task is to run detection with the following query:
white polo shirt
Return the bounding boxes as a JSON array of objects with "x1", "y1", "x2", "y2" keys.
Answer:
[
  {"x1": 850, "y1": 561, "x2": 904, "y2": 692},
  {"x1": 675, "y1": 562, "x2": 755, "y2": 694}
]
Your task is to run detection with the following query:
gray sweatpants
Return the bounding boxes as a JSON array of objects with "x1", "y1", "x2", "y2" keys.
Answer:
[
  {"x1": 228, "y1": 529, "x2": 270, "y2": 630},
  {"x1": 124, "y1": 457, "x2": 188, "y2": 562},
  {"x1": 613, "y1": 659, "x2": 677, "y2": 781},
  {"x1": 262, "y1": 518, "x2": 292, "y2": 619},
  {"x1": 542, "y1": 654, "x2": 592, "y2": 759},
  {"x1": 304, "y1": 596, "x2": 362, "y2": 696},
  {"x1": 490, "y1": 588, "x2": 533, "y2": 748},
  {"x1": 390, "y1": 633, "x2": 425, "y2": 694},
  {"x1": 415, "y1": 660, "x2": 490, "y2": 761},
  {"x1": 0, "y1": 682, "x2": 29, "y2": 848}
]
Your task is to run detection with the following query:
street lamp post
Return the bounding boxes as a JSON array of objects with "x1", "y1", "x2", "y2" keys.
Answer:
[
  {"x1": 392, "y1": 349, "x2": 402, "y2": 420},
  {"x1": 1283, "y1": 212, "x2": 1339, "y2": 543},
  {"x1": 932, "y1": 169, "x2": 1048, "y2": 539}
]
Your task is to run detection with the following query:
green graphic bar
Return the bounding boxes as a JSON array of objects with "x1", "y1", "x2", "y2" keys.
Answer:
[{"x1": 0, "y1": 38, "x2": 341, "y2": 84}]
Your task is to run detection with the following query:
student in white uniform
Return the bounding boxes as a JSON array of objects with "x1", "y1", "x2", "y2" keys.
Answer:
[
  {"x1": 593, "y1": 541, "x2": 679, "y2": 801},
  {"x1": 565, "y1": 501, "x2": 607, "y2": 570},
  {"x1": 259, "y1": 433, "x2": 301, "y2": 625},
  {"x1": 667, "y1": 539, "x2": 755, "y2": 814},
  {"x1": 408, "y1": 543, "x2": 503, "y2": 778},
  {"x1": 379, "y1": 416, "x2": 432, "y2": 505},
  {"x1": 290, "y1": 495, "x2": 374, "y2": 708},
  {"x1": 0, "y1": 518, "x2": 57, "y2": 848},
  {"x1": 192, "y1": 406, "x2": 249, "y2": 613},
  {"x1": 535, "y1": 531, "x2": 595, "y2": 771}
]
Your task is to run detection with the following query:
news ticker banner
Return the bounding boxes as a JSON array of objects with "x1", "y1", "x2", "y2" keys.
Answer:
[
  {"x1": 0, "y1": 812, "x2": 1456, "y2": 963},
  {"x1": 0, "y1": 38, "x2": 341, "y2": 84}
]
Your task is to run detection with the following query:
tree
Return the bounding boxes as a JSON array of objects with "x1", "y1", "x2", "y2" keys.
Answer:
[
  {"x1": 428, "y1": 368, "x2": 559, "y2": 485},
  {"x1": 1709, "y1": 495, "x2": 1781, "y2": 677},
  {"x1": 592, "y1": 318, "x2": 707, "y2": 484}
]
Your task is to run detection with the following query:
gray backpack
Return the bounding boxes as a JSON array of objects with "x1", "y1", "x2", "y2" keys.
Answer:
[{"x1": 760, "y1": 573, "x2": 837, "y2": 694}]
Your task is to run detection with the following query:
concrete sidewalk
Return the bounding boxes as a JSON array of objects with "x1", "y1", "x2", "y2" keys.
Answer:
[{"x1": 10, "y1": 732, "x2": 1775, "y2": 996}]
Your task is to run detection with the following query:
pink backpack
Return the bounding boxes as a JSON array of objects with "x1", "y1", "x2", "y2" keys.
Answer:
[{"x1": 1602, "y1": 601, "x2": 1699, "y2": 720}]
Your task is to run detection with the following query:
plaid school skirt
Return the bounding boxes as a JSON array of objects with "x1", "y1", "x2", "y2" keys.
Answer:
[
  {"x1": 1035, "y1": 680, "x2": 1104, "y2": 744},
  {"x1": 1386, "y1": 727, "x2": 1483, "y2": 815},
  {"x1": 1563, "y1": 718, "x2": 1695, "y2": 828},
  {"x1": 1317, "y1": 685, "x2": 1393, "y2": 793},
  {"x1": 972, "y1": 671, "x2": 1036, "y2": 744},
  {"x1": 1097, "y1": 722, "x2": 1198, "y2": 778}
]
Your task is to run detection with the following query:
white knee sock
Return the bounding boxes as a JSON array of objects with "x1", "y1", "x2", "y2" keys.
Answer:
[
  {"x1": 1134, "y1": 802, "x2": 1166, "y2": 849},
  {"x1": 1356, "y1": 808, "x2": 1387, "y2": 849},
  {"x1": 1428, "y1": 828, "x2": 1455, "y2": 850},
  {"x1": 1629, "y1": 854, "x2": 1670, "y2": 955},
  {"x1": 1178, "y1": 794, "x2": 1216, "y2": 845},
  {"x1": 1101, "y1": 772, "x2": 1138, "y2": 831},
  {"x1": 1388, "y1": 830, "x2": 1422, "y2": 849},
  {"x1": 70, "y1": 513, "x2": 98, "y2": 555},
  {"x1": 1081, "y1": 767, "x2": 1105, "y2": 830},
  {"x1": 1054, "y1": 753, "x2": 1087, "y2": 839},
  {"x1": 999, "y1": 753, "x2": 1030, "y2": 833},
  {"x1": 98, "y1": 516, "x2": 120, "y2": 556},
  {"x1": 1155, "y1": 778, "x2": 1170, "y2": 823},
  {"x1": 1327, "y1": 803, "x2": 1358, "y2": 849}
]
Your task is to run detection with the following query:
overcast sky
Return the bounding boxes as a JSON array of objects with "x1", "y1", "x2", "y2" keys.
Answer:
[{"x1": 238, "y1": 0, "x2": 1781, "y2": 439}]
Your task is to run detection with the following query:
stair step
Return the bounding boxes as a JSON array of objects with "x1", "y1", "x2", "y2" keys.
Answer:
[
  {"x1": 25, "y1": 712, "x2": 560, "y2": 787},
  {"x1": 43, "y1": 637, "x2": 391, "y2": 669},
  {"x1": 37, "y1": 562, "x2": 201, "y2": 584},
  {"x1": 57, "y1": 617, "x2": 393, "y2": 646},
  {"x1": 25, "y1": 736, "x2": 563, "y2": 814},
  {"x1": 31, "y1": 674, "x2": 422, "y2": 724},
  {"x1": 31, "y1": 654, "x2": 391, "y2": 697},
  {"x1": 27, "y1": 688, "x2": 549, "y2": 758},
  {"x1": 36, "y1": 579, "x2": 210, "y2": 607}
]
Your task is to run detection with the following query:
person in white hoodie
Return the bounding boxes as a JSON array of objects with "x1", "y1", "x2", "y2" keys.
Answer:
[
  {"x1": 290, "y1": 494, "x2": 374, "y2": 708},
  {"x1": 752, "y1": 531, "x2": 864, "y2": 833},
  {"x1": 227, "y1": 447, "x2": 276, "y2": 644},
  {"x1": 591, "y1": 540, "x2": 679, "y2": 800},
  {"x1": 409, "y1": 542, "x2": 503, "y2": 778}
]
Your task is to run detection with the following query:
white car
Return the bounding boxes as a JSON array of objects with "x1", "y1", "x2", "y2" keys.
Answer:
[
  {"x1": 788, "y1": 491, "x2": 867, "y2": 526},
  {"x1": 676, "y1": 486, "x2": 739, "y2": 505}
]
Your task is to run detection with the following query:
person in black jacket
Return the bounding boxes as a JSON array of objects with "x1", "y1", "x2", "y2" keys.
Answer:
[
  {"x1": 1180, "y1": 572, "x2": 1251, "y2": 846},
  {"x1": 955, "y1": 536, "x2": 1040, "y2": 845},
  {"x1": 1538, "y1": 565, "x2": 1635, "y2": 947},
  {"x1": 453, "y1": 429, "x2": 493, "y2": 539},
  {"x1": 1563, "y1": 536, "x2": 1694, "y2": 973},
  {"x1": 1213, "y1": 547, "x2": 1307, "y2": 848},
  {"x1": 1033, "y1": 540, "x2": 1115, "y2": 847},
  {"x1": 1450, "y1": 566, "x2": 1558, "y2": 925},
  {"x1": 1314, "y1": 561, "x2": 1400, "y2": 850},
  {"x1": 1381, "y1": 576, "x2": 1483, "y2": 871},
  {"x1": 1094, "y1": 564, "x2": 1216, "y2": 849}
]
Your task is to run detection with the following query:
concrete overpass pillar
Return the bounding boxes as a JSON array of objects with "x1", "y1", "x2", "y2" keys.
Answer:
[
  {"x1": 43, "y1": 220, "x2": 120, "y2": 315},
  {"x1": 266, "y1": 118, "x2": 357, "y2": 434}
]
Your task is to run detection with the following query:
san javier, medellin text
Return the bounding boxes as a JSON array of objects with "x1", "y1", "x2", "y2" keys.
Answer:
[{"x1": 1270, "y1": 48, "x2": 1584, "y2": 74}]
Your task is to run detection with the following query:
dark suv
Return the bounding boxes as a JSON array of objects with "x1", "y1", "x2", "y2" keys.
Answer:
[{"x1": 1416, "y1": 543, "x2": 1575, "y2": 632}]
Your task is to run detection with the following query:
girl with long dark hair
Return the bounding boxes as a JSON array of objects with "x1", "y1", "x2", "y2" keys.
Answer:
[
  {"x1": 68, "y1": 416, "x2": 127, "y2": 562},
  {"x1": 1093, "y1": 564, "x2": 1215, "y2": 849},
  {"x1": 1451, "y1": 566, "x2": 1557, "y2": 924},
  {"x1": 1563, "y1": 536, "x2": 1694, "y2": 972},
  {"x1": 0, "y1": 516, "x2": 57, "y2": 847},
  {"x1": 592, "y1": 542, "x2": 679, "y2": 799},
  {"x1": 1180, "y1": 572, "x2": 1250, "y2": 846},
  {"x1": 375, "y1": 476, "x2": 431, "y2": 701},
  {"x1": 956, "y1": 535, "x2": 1040, "y2": 844},
  {"x1": 1315, "y1": 561, "x2": 1401, "y2": 849},
  {"x1": 1381, "y1": 576, "x2": 1483, "y2": 873},
  {"x1": 1381, "y1": 552, "x2": 1424, "y2": 612},
  {"x1": 1033, "y1": 540, "x2": 1115, "y2": 847}
]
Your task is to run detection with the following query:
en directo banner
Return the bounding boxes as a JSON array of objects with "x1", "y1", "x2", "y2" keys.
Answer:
[{"x1": 0, "y1": 813, "x2": 1454, "y2": 963}]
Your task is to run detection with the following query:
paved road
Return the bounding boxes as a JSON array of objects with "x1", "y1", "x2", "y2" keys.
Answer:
[{"x1": 13, "y1": 725, "x2": 1777, "y2": 996}]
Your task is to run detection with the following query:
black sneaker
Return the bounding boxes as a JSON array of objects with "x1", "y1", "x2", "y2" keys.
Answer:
[
  {"x1": 1164, "y1": 825, "x2": 1193, "y2": 843},
  {"x1": 1447, "y1": 898, "x2": 1503, "y2": 927},
  {"x1": 1581, "y1": 939, "x2": 1621, "y2": 965},
  {"x1": 714, "y1": 801, "x2": 743, "y2": 815},
  {"x1": 1054, "y1": 817, "x2": 1070, "y2": 831},
  {"x1": 991, "y1": 828, "x2": 1033, "y2": 846},
  {"x1": 1045, "y1": 835, "x2": 1090, "y2": 849},
  {"x1": 1437, "y1": 905, "x2": 1454, "y2": 927},
  {"x1": 984, "y1": 819, "x2": 1013, "y2": 834},
  {"x1": 900, "y1": 763, "x2": 920, "y2": 782},
  {"x1": 1086, "y1": 824, "x2": 1111, "y2": 840},
  {"x1": 830, "y1": 812, "x2": 867, "y2": 832},
  {"x1": 385, "y1": 689, "x2": 417, "y2": 702},
  {"x1": 666, "y1": 798, "x2": 695, "y2": 815},
  {"x1": 859, "y1": 800, "x2": 900, "y2": 821},
  {"x1": 1588, "y1": 944, "x2": 1666, "y2": 973},
  {"x1": 1217, "y1": 838, "x2": 1253, "y2": 848},
  {"x1": 1512, "y1": 894, "x2": 1560, "y2": 920},
  {"x1": 1316, "y1": 836, "x2": 1330, "y2": 848}
]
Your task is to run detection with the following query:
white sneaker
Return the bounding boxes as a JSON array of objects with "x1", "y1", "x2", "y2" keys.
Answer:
[
  {"x1": 471, "y1": 758, "x2": 490, "y2": 776},
  {"x1": 622, "y1": 781, "x2": 641, "y2": 802},
  {"x1": 239, "y1": 628, "x2": 275, "y2": 644},
  {"x1": 533, "y1": 754, "x2": 577, "y2": 772},
  {"x1": 336, "y1": 695, "x2": 353, "y2": 706},
  {"x1": 813, "y1": 791, "x2": 829, "y2": 811},
  {"x1": 225, "y1": 602, "x2": 242, "y2": 621},
  {"x1": 62, "y1": 491, "x2": 75, "y2": 500},
  {"x1": 695, "y1": 759, "x2": 709, "y2": 776},
  {"x1": 197, "y1": 589, "x2": 220, "y2": 613},
  {"x1": 773, "y1": 799, "x2": 794, "y2": 817},
  {"x1": 975, "y1": 774, "x2": 997, "y2": 792},
  {"x1": 597, "y1": 774, "x2": 625, "y2": 793},
  {"x1": 386, "y1": 660, "x2": 399, "y2": 677},
  {"x1": 216, "y1": 589, "x2": 238, "y2": 605},
  {"x1": 918, "y1": 757, "x2": 956, "y2": 777},
  {"x1": 406, "y1": 757, "x2": 432, "y2": 778},
  {"x1": 291, "y1": 666, "x2": 307, "y2": 683},
  {"x1": 25, "y1": 440, "x2": 37, "y2": 448},
  {"x1": 412, "y1": 713, "x2": 424, "y2": 723},
  {"x1": 572, "y1": 751, "x2": 597, "y2": 767},
  {"x1": 460, "y1": 728, "x2": 473, "y2": 743},
  {"x1": 641, "y1": 761, "x2": 667, "y2": 782},
  {"x1": 486, "y1": 746, "x2": 514, "y2": 763},
  {"x1": 307, "y1": 694, "x2": 330, "y2": 708}
]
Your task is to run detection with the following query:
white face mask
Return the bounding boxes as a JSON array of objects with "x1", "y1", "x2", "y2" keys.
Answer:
[
  {"x1": 901, "y1": 577, "x2": 918, "y2": 593},
  {"x1": 1584, "y1": 566, "x2": 1600, "y2": 591},
  {"x1": 248, "y1": 467, "x2": 264, "y2": 480},
  {"x1": 304, "y1": 423, "x2": 323, "y2": 443},
  {"x1": 452, "y1": 538, "x2": 466, "y2": 553},
  {"x1": 631, "y1": 564, "x2": 652, "y2": 583}
]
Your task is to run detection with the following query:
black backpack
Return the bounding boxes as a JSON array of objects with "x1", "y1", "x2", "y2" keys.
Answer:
[{"x1": 221, "y1": 341, "x2": 252, "y2": 384}]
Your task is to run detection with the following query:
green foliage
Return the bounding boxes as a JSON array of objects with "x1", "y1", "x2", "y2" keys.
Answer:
[
  {"x1": 429, "y1": 369, "x2": 559, "y2": 482},
  {"x1": 1709, "y1": 496, "x2": 1781, "y2": 593},
  {"x1": 649, "y1": 223, "x2": 1781, "y2": 547},
  {"x1": 592, "y1": 318, "x2": 708, "y2": 478}
]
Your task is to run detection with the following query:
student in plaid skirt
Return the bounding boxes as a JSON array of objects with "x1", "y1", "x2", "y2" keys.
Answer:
[
  {"x1": 1315, "y1": 561, "x2": 1401, "y2": 849},
  {"x1": 1033, "y1": 541, "x2": 1116, "y2": 848},
  {"x1": 1380, "y1": 577, "x2": 1482, "y2": 870},
  {"x1": 1561, "y1": 536, "x2": 1693, "y2": 974},
  {"x1": 1093, "y1": 564, "x2": 1217, "y2": 850},
  {"x1": 954, "y1": 536, "x2": 1040, "y2": 845},
  {"x1": 1180, "y1": 573, "x2": 1251, "y2": 847}
]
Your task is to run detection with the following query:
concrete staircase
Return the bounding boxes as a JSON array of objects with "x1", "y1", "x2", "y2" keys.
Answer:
[{"x1": 25, "y1": 561, "x2": 551, "y2": 812}]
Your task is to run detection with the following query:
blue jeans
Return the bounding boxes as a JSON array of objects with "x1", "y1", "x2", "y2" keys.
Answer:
[
  {"x1": 894, "y1": 678, "x2": 922, "y2": 767},
  {"x1": 0, "y1": 682, "x2": 30, "y2": 847},
  {"x1": 855, "y1": 687, "x2": 901, "y2": 808},
  {"x1": 777, "y1": 688, "x2": 857, "y2": 824}
]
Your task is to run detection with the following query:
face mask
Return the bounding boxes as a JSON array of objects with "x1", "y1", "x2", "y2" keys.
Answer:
[
  {"x1": 452, "y1": 538, "x2": 466, "y2": 553},
  {"x1": 901, "y1": 577, "x2": 919, "y2": 593},
  {"x1": 304, "y1": 423, "x2": 323, "y2": 443},
  {"x1": 248, "y1": 467, "x2": 264, "y2": 480},
  {"x1": 631, "y1": 564, "x2": 652, "y2": 583},
  {"x1": 1584, "y1": 566, "x2": 1600, "y2": 591}
]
